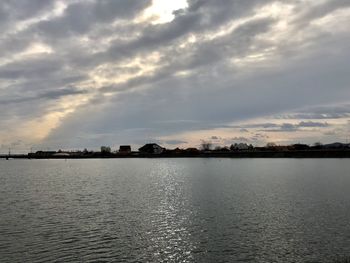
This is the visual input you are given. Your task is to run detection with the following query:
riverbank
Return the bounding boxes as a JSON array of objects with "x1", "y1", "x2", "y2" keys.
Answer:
[{"x1": 2, "y1": 150, "x2": 350, "y2": 159}]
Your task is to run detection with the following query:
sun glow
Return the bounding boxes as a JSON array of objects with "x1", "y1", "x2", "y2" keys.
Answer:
[{"x1": 142, "y1": 0, "x2": 188, "y2": 24}]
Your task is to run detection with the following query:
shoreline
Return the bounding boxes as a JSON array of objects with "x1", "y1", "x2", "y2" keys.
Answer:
[{"x1": 2, "y1": 150, "x2": 350, "y2": 159}]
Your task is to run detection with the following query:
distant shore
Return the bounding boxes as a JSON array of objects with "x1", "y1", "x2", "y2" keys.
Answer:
[{"x1": 2, "y1": 150, "x2": 350, "y2": 159}]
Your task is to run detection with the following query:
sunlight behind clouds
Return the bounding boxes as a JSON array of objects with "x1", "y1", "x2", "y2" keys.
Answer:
[{"x1": 142, "y1": 0, "x2": 188, "y2": 24}]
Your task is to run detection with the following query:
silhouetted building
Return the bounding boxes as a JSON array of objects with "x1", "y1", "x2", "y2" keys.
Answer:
[
  {"x1": 119, "y1": 145, "x2": 131, "y2": 154},
  {"x1": 139, "y1": 143, "x2": 165, "y2": 154}
]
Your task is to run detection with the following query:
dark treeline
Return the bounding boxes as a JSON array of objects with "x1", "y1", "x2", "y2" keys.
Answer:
[{"x1": 2, "y1": 142, "x2": 350, "y2": 159}]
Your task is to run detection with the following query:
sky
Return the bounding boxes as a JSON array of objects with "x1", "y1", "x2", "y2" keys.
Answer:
[{"x1": 1, "y1": 0, "x2": 350, "y2": 153}]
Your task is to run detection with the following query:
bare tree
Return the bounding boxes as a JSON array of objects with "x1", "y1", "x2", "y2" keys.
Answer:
[
  {"x1": 266, "y1": 142, "x2": 277, "y2": 148},
  {"x1": 200, "y1": 141, "x2": 212, "y2": 151},
  {"x1": 313, "y1": 142, "x2": 322, "y2": 147},
  {"x1": 101, "y1": 146, "x2": 111, "y2": 153}
]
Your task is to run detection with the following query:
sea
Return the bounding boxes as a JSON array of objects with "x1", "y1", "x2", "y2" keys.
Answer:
[{"x1": 1, "y1": 158, "x2": 350, "y2": 262}]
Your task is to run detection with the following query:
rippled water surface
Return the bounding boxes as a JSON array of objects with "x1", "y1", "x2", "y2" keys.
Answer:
[{"x1": 1, "y1": 159, "x2": 350, "y2": 262}]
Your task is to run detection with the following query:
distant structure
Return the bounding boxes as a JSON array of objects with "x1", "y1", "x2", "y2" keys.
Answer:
[
  {"x1": 119, "y1": 145, "x2": 131, "y2": 154},
  {"x1": 230, "y1": 143, "x2": 250, "y2": 151},
  {"x1": 101, "y1": 146, "x2": 111, "y2": 154},
  {"x1": 139, "y1": 143, "x2": 165, "y2": 154}
]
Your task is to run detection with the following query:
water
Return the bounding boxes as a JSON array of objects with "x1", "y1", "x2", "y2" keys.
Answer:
[{"x1": 1, "y1": 159, "x2": 350, "y2": 262}]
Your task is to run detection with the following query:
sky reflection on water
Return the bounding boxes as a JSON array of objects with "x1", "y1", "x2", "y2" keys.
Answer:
[{"x1": 1, "y1": 159, "x2": 350, "y2": 262}]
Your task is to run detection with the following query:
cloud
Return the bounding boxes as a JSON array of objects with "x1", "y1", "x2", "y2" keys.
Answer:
[
  {"x1": 255, "y1": 122, "x2": 330, "y2": 132},
  {"x1": 164, "y1": 140, "x2": 188, "y2": 145},
  {"x1": 0, "y1": 86, "x2": 85, "y2": 105},
  {"x1": 298, "y1": 121, "x2": 329, "y2": 128},
  {"x1": 276, "y1": 104, "x2": 350, "y2": 120},
  {"x1": 1, "y1": 0, "x2": 350, "y2": 150},
  {"x1": 35, "y1": 0, "x2": 151, "y2": 37},
  {"x1": 296, "y1": 0, "x2": 350, "y2": 25},
  {"x1": 231, "y1": 137, "x2": 250, "y2": 143}
]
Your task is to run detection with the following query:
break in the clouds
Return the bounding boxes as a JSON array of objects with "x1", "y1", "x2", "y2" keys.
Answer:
[{"x1": 1, "y1": 0, "x2": 350, "y2": 152}]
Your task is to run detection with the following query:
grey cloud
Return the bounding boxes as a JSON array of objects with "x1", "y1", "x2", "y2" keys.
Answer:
[
  {"x1": 0, "y1": 56, "x2": 65, "y2": 80},
  {"x1": 36, "y1": 0, "x2": 151, "y2": 37},
  {"x1": 187, "y1": 0, "x2": 265, "y2": 27},
  {"x1": 101, "y1": 17, "x2": 274, "y2": 94},
  {"x1": 298, "y1": 121, "x2": 329, "y2": 128},
  {"x1": 164, "y1": 140, "x2": 188, "y2": 145},
  {"x1": 0, "y1": 86, "x2": 86, "y2": 105},
  {"x1": 277, "y1": 104, "x2": 350, "y2": 120},
  {"x1": 261, "y1": 122, "x2": 330, "y2": 133},
  {"x1": 2, "y1": 0, "x2": 54, "y2": 20},
  {"x1": 258, "y1": 124, "x2": 298, "y2": 133},
  {"x1": 224, "y1": 123, "x2": 279, "y2": 129},
  {"x1": 40, "y1": 87, "x2": 87, "y2": 99},
  {"x1": 88, "y1": 1, "x2": 274, "y2": 69},
  {"x1": 0, "y1": 0, "x2": 54, "y2": 32},
  {"x1": 297, "y1": 0, "x2": 350, "y2": 25},
  {"x1": 280, "y1": 113, "x2": 350, "y2": 120},
  {"x1": 220, "y1": 121, "x2": 331, "y2": 133},
  {"x1": 44, "y1": 36, "x2": 350, "y2": 147}
]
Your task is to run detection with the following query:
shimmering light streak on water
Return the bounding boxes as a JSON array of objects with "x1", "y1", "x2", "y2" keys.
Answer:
[{"x1": 0, "y1": 159, "x2": 350, "y2": 262}]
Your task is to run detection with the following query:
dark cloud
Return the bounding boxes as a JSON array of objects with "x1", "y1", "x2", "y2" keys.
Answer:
[
  {"x1": 264, "y1": 123, "x2": 298, "y2": 133},
  {"x1": 0, "y1": 56, "x2": 64, "y2": 80},
  {"x1": 3, "y1": 0, "x2": 54, "y2": 19},
  {"x1": 277, "y1": 104, "x2": 350, "y2": 120},
  {"x1": 259, "y1": 122, "x2": 331, "y2": 133},
  {"x1": 229, "y1": 121, "x2": 331, "y2": 133},
  {"x1": 164, "y1": 140, "x2": 188, "y2": 145},
  {"x1": 0, "y1": 86, "x2": 86, "y2": 105},
  {"x1": 298, "y1": 121, "x2": 329, "y2": 128},
  {"x1": 41, "y1": 87, "x2": 87, "y2": 99},
  {"x1": 36, "y1": 0, "x2": 151, "y2": 37}
]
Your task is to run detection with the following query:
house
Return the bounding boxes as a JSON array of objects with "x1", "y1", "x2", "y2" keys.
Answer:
[
  {"x1": 139, "y1": 143, "x2": 165, "y2": 154},
  {"x1": 119, "y1": 145, "x2": 131, "y2": 154}
]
